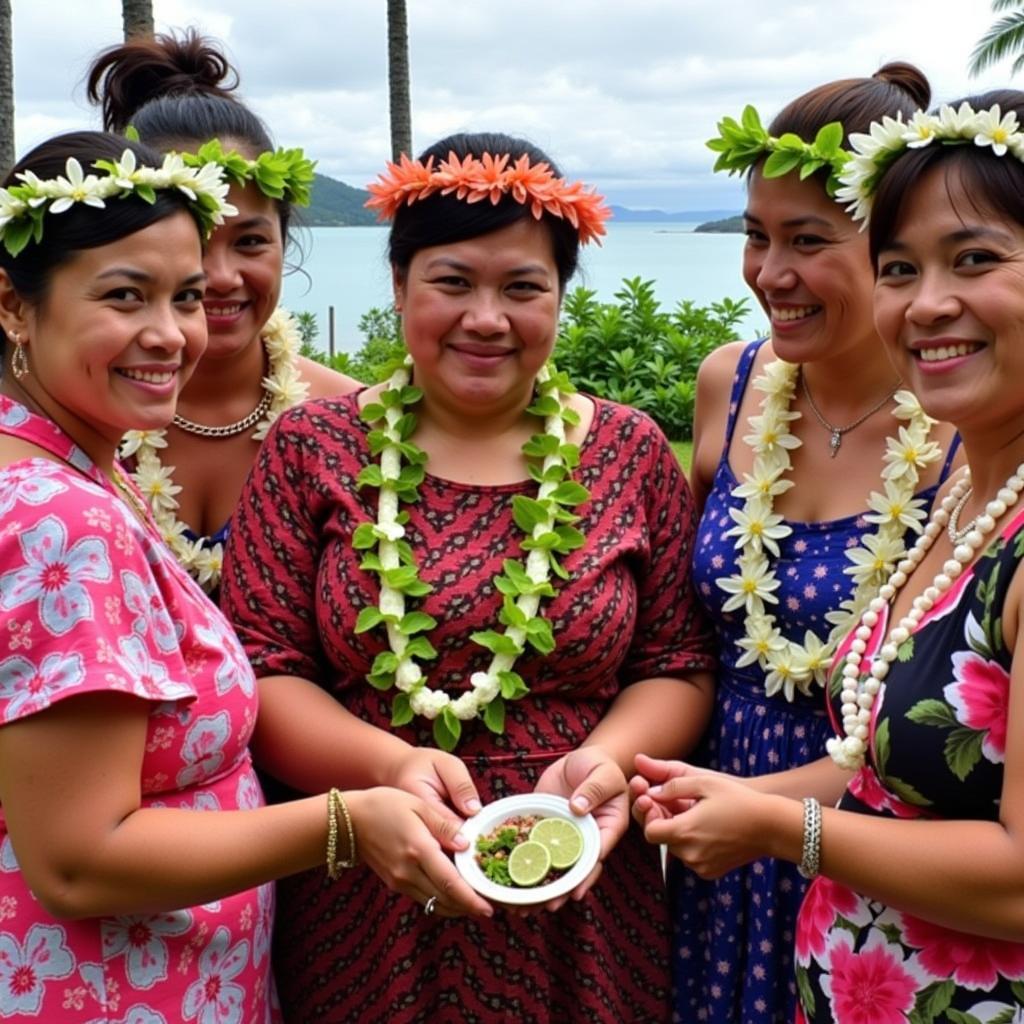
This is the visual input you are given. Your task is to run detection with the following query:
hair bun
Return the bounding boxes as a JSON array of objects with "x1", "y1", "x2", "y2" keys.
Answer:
[
  {"x1": 87, "y1": 28, "x2": 239, "y2": 132},
  {"x1": 873, "y1": 62, "x2": 931, "y2": 111}
]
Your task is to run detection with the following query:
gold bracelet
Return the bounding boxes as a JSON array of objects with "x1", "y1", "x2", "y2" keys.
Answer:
[{"x1": 326, "y1": 788, "x2": 357, "y2": 879}]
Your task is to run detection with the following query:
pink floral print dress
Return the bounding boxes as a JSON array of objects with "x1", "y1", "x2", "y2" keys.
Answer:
[
  {"x1": 796, "y1": 507, "x2": 1024, "y2": 1024},
  {"x1": 0, "y1": 397, "x2": 277, "y2": 1024}
]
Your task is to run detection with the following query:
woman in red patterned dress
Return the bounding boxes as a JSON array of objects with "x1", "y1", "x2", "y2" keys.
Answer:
[{"x1": 220, "y1": 131, "x2": 716, "y2": 1022}]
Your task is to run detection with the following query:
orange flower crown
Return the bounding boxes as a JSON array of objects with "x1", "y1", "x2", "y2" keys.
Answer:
[{"x1": 365, "y1": 152, "x2": 611, "y2": 245}]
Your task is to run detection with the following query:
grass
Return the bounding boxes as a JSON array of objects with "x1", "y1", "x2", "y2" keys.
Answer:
[{"x1": 670, "y1": 440, "x2": 693, "y2": 472}]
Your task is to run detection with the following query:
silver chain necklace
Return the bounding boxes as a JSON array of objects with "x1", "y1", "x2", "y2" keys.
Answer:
[
  {"x1": 172, "y1": 389, "x2": 273, "y2": 439},
  {"x1": 800, "y1": 369, "x2": 901, "y2": 458}
]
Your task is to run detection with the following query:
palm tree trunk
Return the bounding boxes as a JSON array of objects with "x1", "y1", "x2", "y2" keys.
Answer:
[
  {"x1": 387, "y1": 0, "x2": 412, "y2": 161},
  {"x1": 0, "y1": 0, "x2": 13, "y2": 177},
  {"x1": 122, "y1": 0, "x2": 154, "y2": 41}
]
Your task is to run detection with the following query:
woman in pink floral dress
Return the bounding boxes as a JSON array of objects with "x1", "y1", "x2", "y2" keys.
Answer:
[
  {"x1": 0, "y1": 131, "x2": 486, "y2": 1023},
  {"x1": 634, "y1": 87, "x2": 1024, "y2": 1023}
]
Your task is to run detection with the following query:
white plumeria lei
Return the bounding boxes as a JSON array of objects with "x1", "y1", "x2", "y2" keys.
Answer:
[
  {"x1": 836, "y1": 101, "x2": 1022, "y2": 223},
  {"x1": 0, "y1": 149, "x2": 237, "y2": 256},
  {"x1": 353, "y1": 358, "x2": 589, "y2": 752},
  {"x1": 716, "y1": 358, "x2": 940, "y2": 701},
  {"x1": 119, "y1": 308, "x2": 309, "y2": 592}
]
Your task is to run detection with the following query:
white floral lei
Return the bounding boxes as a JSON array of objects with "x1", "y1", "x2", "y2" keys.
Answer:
[
  {"x1": 353, "y1": 358, "x2": 589, "y2": 752},
  {"x1": 716, "y1": 358, "x2": 940, "y2": 701},
  {"x1": 119, "y1": 307, "x2": 309, "y2": 592}
]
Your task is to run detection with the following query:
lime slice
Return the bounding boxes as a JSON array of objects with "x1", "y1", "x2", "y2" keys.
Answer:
[
  {"x1": 507, "y1": 840, "x2": 551, "y2": 887},
  {"x1": 529, "y1": 817, "x2": 584, "y2": 869}
]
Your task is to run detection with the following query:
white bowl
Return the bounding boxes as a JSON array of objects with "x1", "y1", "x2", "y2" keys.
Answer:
[{"x1": 454, "y1": 793, "x2": 601, "y2": 905}]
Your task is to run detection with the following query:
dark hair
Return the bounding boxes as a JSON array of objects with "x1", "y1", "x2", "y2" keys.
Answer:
[
  {"x1": 388, "y1": 132, "x2": 581, "y2": 289},
  {"x1": 0, "y1": 131, "x2": 200, "y2": 338},
  {"x1": 869, "y1": 89, "x2": 1024, "y2": 264},
  {"x1": 86, "y1": 29, "x2": 293, "y2": 239}
]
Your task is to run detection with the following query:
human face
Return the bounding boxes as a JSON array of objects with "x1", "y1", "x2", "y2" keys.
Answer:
[
  {"x1": 393, "y1": 217, "x2": 561, "y2": 416},
  {"x1": 200, "y1": 181, "x2": 283, "y2": 358},
  {"x1": 743, "y1": 170, "x2": 877, "y2": 363},
  {"x1": 873, "y1": 164, "x2": 1024, "y2": 435},
  {"x1": 18, "y1": 211, "x2": 206, "y2": 448}
]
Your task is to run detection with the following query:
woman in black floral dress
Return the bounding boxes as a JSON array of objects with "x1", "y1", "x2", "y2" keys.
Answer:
[{"x1": 633, "y1": 88, "x2": 1024, "y2": 1023}]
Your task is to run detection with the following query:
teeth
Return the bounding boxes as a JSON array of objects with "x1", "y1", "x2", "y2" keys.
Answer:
[
  {"x1": 772, "y1": 306, "x2": 819, "y2": 322},
  {"x1": 205, "y1": 304, "x2": 242, "y2": 316},
  {"x1": 119, "y1": 368, "x2": 175, "y2": 384},
  {"x1": 918, "y1": 343, "x2": 981, "y2": 363}
]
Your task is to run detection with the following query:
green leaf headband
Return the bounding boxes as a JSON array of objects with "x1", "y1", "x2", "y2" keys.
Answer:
[
  {"x1": 0, "y1": 149, "x2": 237, "y2": 257},
  {"x1": 836, "y1": 102, "x2": 1023, "y2": 223},
  {"x1": 180, "y1": 139, "x2": 316, "y2": 207},
  {"x1": 707, "y1": 105, "x2": 851, "y2": 196}
]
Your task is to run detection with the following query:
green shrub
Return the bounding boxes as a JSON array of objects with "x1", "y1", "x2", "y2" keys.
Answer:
[{"x1": 298, "y1": 278, "x2": 749, "y2": 438}]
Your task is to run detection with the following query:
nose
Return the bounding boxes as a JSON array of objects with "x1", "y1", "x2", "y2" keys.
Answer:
[
  {"x1": 755, "y1": 245, "x2": 799, "y2": 294},
  {"x1": 905, "y1": 270, "x2": 960, "y2": 326},
  {"x1": 138, "y1": 301, "x2": 191, "y2": 353},
  {"x1": 202, "y1": 243, "x2": 242, "y2": 294},
  {"x1": 461, "y1": 289, "x2": 509, "y2": 336}
]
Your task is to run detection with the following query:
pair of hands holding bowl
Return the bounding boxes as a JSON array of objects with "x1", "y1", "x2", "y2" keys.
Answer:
[{"x1": 376, "y1": 745, "x2": 625, "y2": 918}]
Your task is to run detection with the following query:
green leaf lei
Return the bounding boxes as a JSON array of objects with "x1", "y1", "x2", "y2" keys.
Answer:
[
  {"x1": 181, "y1": 139, "x2": 317, "y2": 206},
  {"x1": 353, "y1": 358, "x2": 590, "y2": 751},
  {"x1": 707, "y1": 105, "x2": 850, "y2": 196}
]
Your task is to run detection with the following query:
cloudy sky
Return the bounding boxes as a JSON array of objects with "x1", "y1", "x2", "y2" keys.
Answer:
[{"x1": 11, "y1": 0, "x2": 1015, "y2": 211}]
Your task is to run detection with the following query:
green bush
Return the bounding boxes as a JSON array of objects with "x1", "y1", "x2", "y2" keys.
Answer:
[{"x1": 299, "y1": 278, "x2": 749, "y2": 439}]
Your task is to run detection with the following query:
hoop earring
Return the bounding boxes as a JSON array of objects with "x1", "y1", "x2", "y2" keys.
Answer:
[{"x1": 11, "y1": 337, "x2": 28, "y2": 381}]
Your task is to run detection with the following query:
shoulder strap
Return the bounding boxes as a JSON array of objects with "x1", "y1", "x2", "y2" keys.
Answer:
[{"x1": 722, "y1": 338, "x2": 769, "y2": 446}]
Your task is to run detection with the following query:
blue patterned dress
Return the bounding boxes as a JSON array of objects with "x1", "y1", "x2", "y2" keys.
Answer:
[{"x1": 667, "y1": 340, "x2": 958, "y2": 1023}]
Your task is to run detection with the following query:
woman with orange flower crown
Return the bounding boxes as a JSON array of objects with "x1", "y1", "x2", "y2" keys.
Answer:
[
  {"x1": 219, "y1": 130, "x2": 716, "y2": 1022},
  {"x1": 633, "y1": 65, "x2": 961, "y2": 1023},
  {"x1": 634, "y1": 85, "x2": 1024, "y2": 1023},
  {"x1": 86, "y1": 30, "x2": 359, "y2": 597}
]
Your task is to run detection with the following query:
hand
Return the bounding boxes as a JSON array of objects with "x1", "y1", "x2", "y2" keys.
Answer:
[
  {"x1": 345, "y1": 787, "x2": 493, "y2": 919},
  {"x1": 631, "y1": 753, "x2": 705, "y2": 827},
  {"x1": 531, "y1": 746, "x2": 629, "y2": 909},
  {"x1": 384, "y1": 745, "x2": 482, "y2": 834},
  {"x1": 639, "y1": 766, "x2": 788, "y2": 879}
]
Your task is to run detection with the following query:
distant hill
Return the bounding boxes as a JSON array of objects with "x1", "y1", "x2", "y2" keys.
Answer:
[
  {"x1": 303, "y1": 173, "x2": 377, "y2": 227},
  {"x1": 694, "y1": 214, "x2": 744, "y2": 233},
  {"x1": 609, "y1": 205, "x2": 736, "y2": 223}
]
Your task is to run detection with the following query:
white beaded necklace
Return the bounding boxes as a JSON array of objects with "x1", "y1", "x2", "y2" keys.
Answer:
[{"x1": 828, "y1": 461, "x2": 1024, "y2": 770}]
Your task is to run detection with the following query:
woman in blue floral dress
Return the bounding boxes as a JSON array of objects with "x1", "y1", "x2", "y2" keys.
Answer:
[
  {"x1": 662, "y1": 64, "x2": 960, "y2": 1023},
  {"x1": 637, "y1": 86, "x2": 1024, "y2": 1024}
]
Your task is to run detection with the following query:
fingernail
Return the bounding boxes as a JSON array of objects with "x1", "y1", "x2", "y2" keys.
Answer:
[
  {"x1": 466, "y1": 799, "x2": 481, "y2": 814},
  {"x1": 571, "y1": 796, "x2": 589, "y2": 813},
  {"x1": 649, "y1": 785, "x2": 662, "y2": 796},
  {"x1": 454, "y1": 831, "x2": 468, "y2": 848}
]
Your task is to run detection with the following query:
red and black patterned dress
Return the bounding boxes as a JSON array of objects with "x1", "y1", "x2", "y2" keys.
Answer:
[{"x1": 220, "y1": 393, "x2": 714, "y2": 1023}]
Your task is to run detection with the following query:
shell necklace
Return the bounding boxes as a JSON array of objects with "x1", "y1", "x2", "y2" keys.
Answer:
[
  {"x1": 718, "y1": 357, "x2": 941, "y2": 701},
  {"x1": 828, "y1": 462, "x2": 1024, "y2": 770},
  {"x1": 119, "y1": 308, "x2": 309, "y2": 592}
]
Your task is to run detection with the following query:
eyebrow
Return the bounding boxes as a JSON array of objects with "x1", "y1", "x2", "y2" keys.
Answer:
[
  {"x1": 743, "y1": 212, "x2": 835, "y2": 229},
  {"x1": 232, "y1": 216, "x2": 275, "y2": 230},
  {"x1": 881, "y1": 225, "x2": 1017, "y2": 251},
  {"x1": 96, "y1": 267, "x2": 207, "y2": 285},
  {"x1": 422, "y1": 257, "x2": 551, "y2": 276}
]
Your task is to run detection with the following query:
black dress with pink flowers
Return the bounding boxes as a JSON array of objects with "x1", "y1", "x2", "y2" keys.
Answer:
[{"x1": 796, "y1": 508, "x2": 1024, "y2": 1024}]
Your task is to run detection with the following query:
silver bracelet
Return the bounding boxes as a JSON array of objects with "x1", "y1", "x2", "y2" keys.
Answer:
[{"x1": 797, "y1": 796, "x2": 822, "y2": 879}]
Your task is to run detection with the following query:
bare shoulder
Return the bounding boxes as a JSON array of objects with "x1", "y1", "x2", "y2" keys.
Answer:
[
  {"x1": 297, "y1": 356, "x2": 363, "y2": 400},
  {"x1": 696, "y1": 339, "x2": 751, "y2": 399}
]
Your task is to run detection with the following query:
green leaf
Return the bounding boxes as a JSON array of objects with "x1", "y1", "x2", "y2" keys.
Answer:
[
  {"x1": 366, "y1": 670, "x2": 395, "y2": 691},
  {"x1": 471, "y1": 630, "x2": 522, "y2": 656},
  {"x1": 526, "y1": 395, "x2": 561, "y2": 418},
  {"x1": 356, "y1": 464, "x2": 385, "y2": 489},
  {"x1": 814, "y1": 121, "x2": 844, "y2": 156},
  {"x1": 370, "y1": 651, "x2": 399, "y2": 676},
  {"x1": 394, "y1": 412, "x2": 418, "y2": 441},
  {"x1": 798, "y1": 158, "x2": 825, "y2": 180},
  {"x1": 512, "y1": 495, "x2": 552, "y2": 533},
  {"x1": 548, "y1": 551, "x2": 570, "y2": 580},
  {"x1": 554, "y1": 525, "x2": 586, "y2": 552},
  {"x1": 404, "y1": 636, "x2": 438, "y2": 660},
  {"x1": 875, "y1": 716, "x2": 891, "y2": 775},
  {"x1": 794, "y1": 966, "x2": 815, "y2": 1018},
  {"x1": 945, "y1": 727, "x2": 984, "y2": 782},
  {"x1": 433, "y1": 710, "x2": 460, "y2": 752},
  {"x1": 914, "y1": 979, "x2": 955, "y2": 1020},
  {"x1": 498, "y1": 670, "x2": 530, "y2": 700},
  {"x1": 944, "y1": 1011, "x2": 983, "y2": 1024},
  {"x1": 354, "y1": 606, "x2": 385, "y2": 633},
  {"x1": 885, "y1": 775, "x2": 934, "y2": 808},
  {"x1": 1011, "y1": 980, "x2": 1024, "y2": 1006},
  {"x1": 399, "y1": 611, "x2": 437, "y2": 635},
  {"x1": 403, "y1": 578, "x2": 433, "y2": 597},
  {"x1": 360, "y1": 402, "x2": 386, "y2": 423},
  {"x1": 521, "y1": 531, "x2": 560, "y2": 552},
  {"x1": 897, "y1": 638, "x2": 915, "y2": 662},
  {"x1": 391, "y1": 692, "x2": 414, "y2": 727},
  {"x1": 382, "y1": 565, "x2": 419, "y2": 589},
  {"x1": 522, "y1": 433, "x2": 560, "y2": 458},
  {"x1": 762, "y1": 149, "x2": 802, "y2": 178},
  {"x1": 352, "y1": 523, "x2": 377, "y2": 549},
  {"x1": 360, "y1": 552, "x2": 383, "y2": 573},
  {"x1": 524, "y1": 616, "x2": 556, "y2": 654},
  {"x1": 482, "y1": 696, "x2": 506, "y2": 734},
  {"x1": 548, "y1": 480, "x2": 590, "y2": 505},
  {"x1": 499, "y1": 597, "x2": 528, "y2": 629},
  {"x1": 906, "y1": 699, "x2": 957, "y2": 728}
]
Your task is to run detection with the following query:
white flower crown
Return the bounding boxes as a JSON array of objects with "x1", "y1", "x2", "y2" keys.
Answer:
[
  {"x1": 0, "y1": 149, "x2": 238, "y2": 256},
  {"x1": 836, "y1": 101, "x2": 1021, "y2": 223}
]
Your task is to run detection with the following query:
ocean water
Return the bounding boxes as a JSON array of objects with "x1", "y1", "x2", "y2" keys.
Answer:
[{"x1": 281, "y1": 221, "x2": 765, "y2": 354}]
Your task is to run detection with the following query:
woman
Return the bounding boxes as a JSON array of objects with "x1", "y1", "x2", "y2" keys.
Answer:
[
  {"x1": 0, "y1": 131, "x2": 486, "y2": 1023},
  {"x1": 636, "y1": 90, "x2": 1024, "y2": 1022},
  {"x1": 87, "y1": 31, "x2": 359, "y2": 593},
  {"x1": 675, "y1": 64, "x2": 960, "y2": 1022},
  {"x1": 220, "y1": 131, "x2": 716, "y2": 1022}
]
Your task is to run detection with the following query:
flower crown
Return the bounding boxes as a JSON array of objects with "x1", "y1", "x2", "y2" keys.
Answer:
[
  {"x1": 365, "y1": 152, "x2": 611, "y2": 245},
  {"x1": 179, "y1": 139, "x2": 317, "y2": 207},
  {"x1": 0, "y1": 149, "x2": 237, "y2": 257},
  {"x1": 836, "y1": 102, "x2": 1022, "y2": 223},
  {"x1": 707, "y1": 105, "x2": 850, "y2": 196}
]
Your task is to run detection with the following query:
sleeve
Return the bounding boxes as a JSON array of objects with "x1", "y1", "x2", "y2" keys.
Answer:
[
  {"x1": 618, "y1": 415, "x2": 717, "y2": 683},
  {"x1": 0, "y1": 463, "x2": 197, "y2": 725},
  {"x1": 220, "y1": 405, "x2": 331, "y2": 682}
]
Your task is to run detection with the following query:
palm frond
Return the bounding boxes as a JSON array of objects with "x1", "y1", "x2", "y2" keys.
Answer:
[
  {"x1": 991, "y1": 0, "x2": 1024, "y2": 13},
  {"x1": 969, "y1": 11, "x2": 1024, "y2": 76}
]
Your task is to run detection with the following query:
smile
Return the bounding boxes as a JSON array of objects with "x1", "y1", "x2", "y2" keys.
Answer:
[
  {"x1": 916, "y1": 342, "x2": 983, "y2": 363},
  {"x1": 117, "y1": 368, "x2": 177, "y2": 384},
  {"x1": 771, "y1": 305, "x2": 821, "y2": 322},
  {"x1": 204, "y1": 303, "x2": 245, "y2": 316}
]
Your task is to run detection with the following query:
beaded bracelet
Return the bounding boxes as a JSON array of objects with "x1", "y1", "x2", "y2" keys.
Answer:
[
  {"x1": 797, "y1": 796, "x2": 822, "y2": 879},
  {"x1": 326, "y1": 788, "x2": 357, "y2": 879}
]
